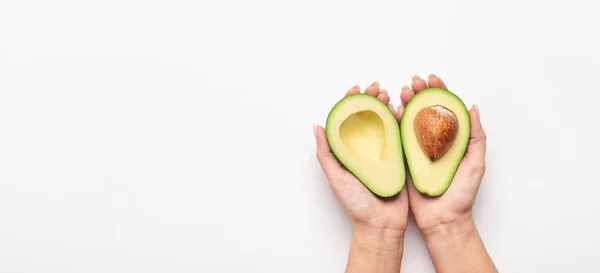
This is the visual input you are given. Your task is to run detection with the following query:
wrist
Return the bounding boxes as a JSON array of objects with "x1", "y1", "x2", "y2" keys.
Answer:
[
  {"x1": 345, "y1": 224, "x2": 404, "y2": 273},
  {"x1": 420, "y1": 213, "x2": 498, "y2": 273},
  {"x1": 352, "y1": 223, "x2": 405, "y2": 251},
  {"x1": 421, "y1": 212, "x2": 477, "y2": 248}
]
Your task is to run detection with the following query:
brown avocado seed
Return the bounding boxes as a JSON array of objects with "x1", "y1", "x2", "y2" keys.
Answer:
[{"x1": 413, "y1": 105, "x2": 459, "y2": 161}]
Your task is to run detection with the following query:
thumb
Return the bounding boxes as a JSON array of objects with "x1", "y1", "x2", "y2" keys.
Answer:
[
  {"x1": 314, "y1": 124, "x2": 345, "y2": 180},
  {"x1": 464, "y1": 105, "x2": 487, "y2": 172}
]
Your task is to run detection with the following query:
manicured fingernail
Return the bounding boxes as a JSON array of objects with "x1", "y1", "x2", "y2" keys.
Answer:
[
  {"x1": 474, "y1": 105, "x2": 480, "y2": 117},
  {"x1": 313, "y1": 124, "x2": 317, "y2": 138}
]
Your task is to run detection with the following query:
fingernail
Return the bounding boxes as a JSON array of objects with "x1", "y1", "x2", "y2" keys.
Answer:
[
  {"x1": 412, "y1": 75, "x2": 420, "y2": 81},
  {"x1": 474, "y1": 105, "x2": 480, "y2": 117},
  {"x1": 372, "y1": 81, "x2": 379, "y2": 87},
  {"x1": 380, "y1": 89, "x2": 388, "y2": 93},
  {"x1": 313, "y1": 123, "x2": 317, "y2": 138},
  {"x1": 402, "y1": 85, "x2": 410, "y2": 90},
  {"x1": 428, "y1": 73, "x2": 436, "y2": 78}
]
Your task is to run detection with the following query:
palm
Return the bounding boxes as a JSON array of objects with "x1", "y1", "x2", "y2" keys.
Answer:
[
  {"x1": 407, "y1": 161, "x2": 480, "y2": 229},
  {"x1": 315, "y1": 82, "x2": 409, "y2": 231},
  {"x1": 334, "y1": 171, "x2": 408, "y2": 229}
]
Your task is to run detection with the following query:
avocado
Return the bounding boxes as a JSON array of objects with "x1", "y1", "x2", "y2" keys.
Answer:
[
  {"x1": 400, "y1": 88, "x2": 470, "y2": 196},
  {"x1": 326, "y1": 94, "x2": 406, "y2": 197}
]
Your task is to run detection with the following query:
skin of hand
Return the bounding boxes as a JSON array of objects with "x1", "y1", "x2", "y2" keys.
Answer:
[
  {"x1": 402, "y1": 74, "x2": 498, "y2": 273},
  {"x1": 314, "y1": 82, "x2": 409, "y2": 273}
]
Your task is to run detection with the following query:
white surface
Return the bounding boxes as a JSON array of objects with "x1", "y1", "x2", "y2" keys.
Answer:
[{"x1": 1, "y1": 0, "x2": 599, "y2": 272}]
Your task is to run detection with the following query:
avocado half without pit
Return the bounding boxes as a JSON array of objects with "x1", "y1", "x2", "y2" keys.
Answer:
[
  {"x1": 325, "y1": 94, "x2": 406, "y2": 197},
  {"x1": 401, "y1": 88, "x2": 471, "y2": 196}
]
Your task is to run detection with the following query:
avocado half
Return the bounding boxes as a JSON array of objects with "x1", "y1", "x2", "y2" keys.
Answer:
[
  {"x1": 400, "y1": 88, "x2": 471, "y2": 196},
  {"x1": 326, "y1": 94, "x2": 406, "y2": 197}
]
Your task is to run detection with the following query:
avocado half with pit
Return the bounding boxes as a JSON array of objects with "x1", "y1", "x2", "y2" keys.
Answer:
[
  {"x1": 400, "y1": 88, "x2": 470, "y2": 196},
  {"x1": 326, "y1": 94, "x2": 406, "y2": 197}
]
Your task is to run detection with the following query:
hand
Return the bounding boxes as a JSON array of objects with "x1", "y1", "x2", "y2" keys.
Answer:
[
  {"x1": 401, "y1": 74, "x2": 486, "y2": 234},
  {"x1": 314, "y1": 82, "x2": 408, "y2": 273},
  {"x1": 401, "y1": 74, "x2": 497, "y2": 273}
]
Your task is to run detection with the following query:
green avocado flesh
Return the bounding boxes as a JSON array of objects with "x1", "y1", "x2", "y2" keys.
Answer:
[
  {"x1": 400, "y1": 88, "x2": 470, "y2": 196},
  {"x1": 326, "y1": 94, "x2": 406, "y2": 197}
]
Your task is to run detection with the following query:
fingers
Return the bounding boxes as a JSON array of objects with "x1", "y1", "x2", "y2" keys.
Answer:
[
  {"x1": 411, "y1": 75, "x2": 428, "y2": 92},
  {"x1": 427, "y1": 74, "x2": 448, "y2": 90},
  {"x1": 388, "y1": 103, "x2": 396, "y2": 116},
  {"x1": 394, "y1": 105, "x2": 404, "y2": 122},
  {"x1": 364, "y1": 81, "x2": 381, "y2": 97},
  {"x1": 464, "y1": 105, "x2": 487, "y2": 173},
  {"x1": 400, "y1": 86, "x2": 415, "y2": 106},
  {"x1": 348, "y1": 82, "x2": 391, "y2": 110},
  {"x1": 377, "y1": 89, "x2": 390, "y2": 105},
  {"x1": 314, "y1": 124, "x2": 346, "y2": 180},
  {"x1": 345, "y1": 85, "x2": 360, "y2": 96}
]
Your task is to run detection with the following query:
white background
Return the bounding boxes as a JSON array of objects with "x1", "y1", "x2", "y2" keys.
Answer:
[{"x1": 1, "y1": 0, "x2": 599, "y2": 272}]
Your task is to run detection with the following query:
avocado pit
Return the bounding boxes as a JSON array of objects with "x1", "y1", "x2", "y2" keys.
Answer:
[{"x1": 413, "y1": 105, "x2": 459, "y2": 161}]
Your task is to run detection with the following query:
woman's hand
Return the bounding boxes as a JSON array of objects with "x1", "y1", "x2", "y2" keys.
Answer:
[
  {"x1": 401, "y1": 74, "x2": 486, "y2": 234},
  {"x1": 314, "y1": 82, "x2": 408, "y2": 273},
  {"x1": 401, "y1": 74, "x2": 497, "y2": 273}
]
